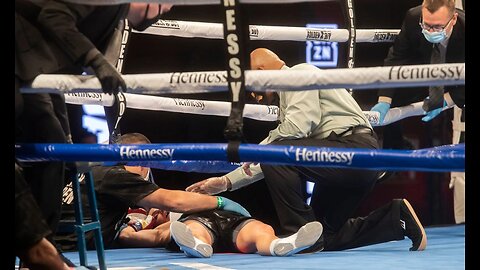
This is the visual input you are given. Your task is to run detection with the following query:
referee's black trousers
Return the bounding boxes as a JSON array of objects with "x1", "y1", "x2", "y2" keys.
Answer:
[{"x1": 261, "y1": 130, "x2": 405, "y2": 250}]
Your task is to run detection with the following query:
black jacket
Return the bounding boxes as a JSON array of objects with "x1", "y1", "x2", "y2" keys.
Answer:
[
  {"x1": 378, "y1": 6, "x2": 465, "y2": 107},
  {"x1": 15, "y1": 0, "x2": 129, "y2": 81}
]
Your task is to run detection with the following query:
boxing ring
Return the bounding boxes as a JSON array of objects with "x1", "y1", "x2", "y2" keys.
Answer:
[
  {"x1": 14, "y1": 143, "x2": 465, "y2": 270},
  {"x1": 16, "y1": 0, "x2": 465, "y2": 269},
  {"x1": 64, "y1": 224, "x2": 466, "y2": 270}
]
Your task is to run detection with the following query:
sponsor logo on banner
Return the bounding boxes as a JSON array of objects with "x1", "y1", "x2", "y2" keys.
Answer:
[
  {"x1": 223, "y1": 0, "x2": 244, "y2": 103},
  {"x1": 151, "y1": 20, "x2": 180, "y2": 29},
  {"x1": 62, "y1": 173, "x2": 86, "y2": 205},
  {"x1": 295, "y1": 148, "x2": 355, "y2": 165},
  {"x1": 66, "y1": 92, "x2": 103, "y2": 100},
  {"x1": 116, "y1": 20, "x2": 131, "y2": 72},
  {"x1": 347, "y1": 0, "x2": 355, "y2": 69},
  {"x1": 388, "y1": 65, "x2": 464, "y2": 81},
  {"x1": 373, "y1": 32, "x2": 397, "y2": 42},
  {"x1": 120, "y1": 146, "x2": 175, "y2": 160},
  {"x1": 306, "y1": 24, "x2": 338, "y2": 68},
  {"x1": 267, "y1": 106, "x2": 279, "y2": 116},
  {"x1": 169, "y1": 72, "x2": 227, "y2": 84},
  {"x1": 250, "y1": 26, "x2": 259, "y2": 37},
  {"x1": 173, "y1": 98, "x2": 206, "y2": 110},
  {"x1": 306, "y1": 30, "x2": 332, "y2": 41}
]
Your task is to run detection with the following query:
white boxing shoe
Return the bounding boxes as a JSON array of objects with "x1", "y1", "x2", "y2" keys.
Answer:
[
  {"x1": 271, "y1": 221, "x2": 323, "y2": 256},
  {"x1": 170, "y1": 221, "x2": 213, "y2": 258}
]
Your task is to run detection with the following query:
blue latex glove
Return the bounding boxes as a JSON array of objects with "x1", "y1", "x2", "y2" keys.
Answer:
[
  {"x1": 370, "y1": 102, "x2": 391, "y2": 124},
  {"x1": 422, "y1": 99, "x2": 447, "y2": 122},
  {"x1": 217, "y1": 196, "x2": 251, "y2": 217}
]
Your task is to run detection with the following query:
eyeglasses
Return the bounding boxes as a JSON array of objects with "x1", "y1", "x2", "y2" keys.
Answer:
[{"x1": 419, "y1": 14, "x2": 455, "y2": 32}]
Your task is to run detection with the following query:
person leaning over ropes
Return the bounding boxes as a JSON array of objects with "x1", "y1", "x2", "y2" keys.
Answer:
[{"x1": 187, "y1": 48, "x2": 427, "y2": 253}]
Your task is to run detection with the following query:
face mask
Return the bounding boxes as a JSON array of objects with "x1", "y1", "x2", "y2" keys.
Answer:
[
  {"x1": 132, "y1": 5, "x2": 163, "y2": 31},
  {"x1": 422, "y1": 29, "x2": 447, "y2": 44}
]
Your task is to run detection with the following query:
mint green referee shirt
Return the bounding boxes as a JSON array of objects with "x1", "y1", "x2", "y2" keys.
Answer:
[{"x1": 225, "y1": 63, "x2": 371, "y2": 191}]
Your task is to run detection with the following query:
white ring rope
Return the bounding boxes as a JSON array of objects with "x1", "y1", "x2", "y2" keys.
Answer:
[
  {"x1": 138, "y1": 20, "x2": 399, "y2": 43},
  {"x1": 59, "y1": 0, "x2": 335, "y2": 6},
  {"x1": 66, "y1": 92, "x2": 279, "y2": 121},
  {"x1": 22, "y1": 63, "x2": 465, "y2": 95},
  {"x1": 64, "y1": 92, "x2": 452, "y2": 126}
]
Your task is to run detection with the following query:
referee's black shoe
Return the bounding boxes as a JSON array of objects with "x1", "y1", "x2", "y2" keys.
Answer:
[{"x1": 400, "y1": 199, "x2": 427, "y2": 251}]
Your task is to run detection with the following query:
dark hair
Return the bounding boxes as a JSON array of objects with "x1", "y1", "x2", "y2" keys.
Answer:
[
  {"x1": 422, "y1": 0, "x2": 455, "y2": 14},
  {"x1": 118, "y1": 133, "x2": 151, "y2": 144}
]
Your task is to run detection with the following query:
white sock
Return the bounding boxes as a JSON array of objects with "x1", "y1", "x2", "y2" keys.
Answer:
[
  {"x1": 269, "y1": 232, "x2": 299, "y2": 256},
  {"x1": 268, "y1": 222, "x2": 323, "y2": 256},
  {"x1": 269, "y1": 238, "x2": 280, "y2": 256}
]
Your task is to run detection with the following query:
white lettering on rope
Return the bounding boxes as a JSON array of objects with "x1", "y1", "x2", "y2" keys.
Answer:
[
  {"x1": 119, "y1": 146, "x2": 174, "y2": 160},
  {"x1": 295, "y1": 148, "x2": 355, "y2": 165}
]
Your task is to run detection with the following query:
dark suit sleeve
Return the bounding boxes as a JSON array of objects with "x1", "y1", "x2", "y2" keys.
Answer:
[
  {"x1": 378, "y1": 7, "x2": 421, "y2": 99},
  {"x1": 445, "y1": 9, "x2": 465, "y2": 108},
  {"x1": 37, "y1": 1, "x2": 97, "y2": 64}
]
